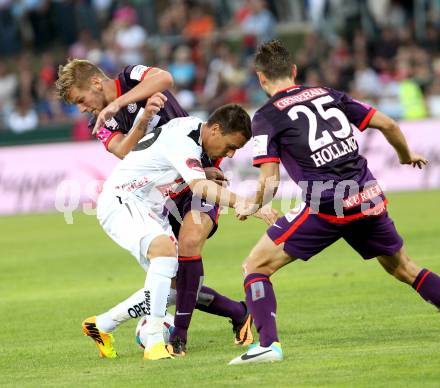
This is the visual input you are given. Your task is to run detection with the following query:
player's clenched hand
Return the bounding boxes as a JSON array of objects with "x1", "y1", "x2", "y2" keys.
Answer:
[
  {"x1": 93, "y1": 100, "x2": 122, "y2": 135},
  {"x1": 204, "y1": 167, "x2": 229, "y2": 186},
  {"x1": 142, "y1": 92, "x2": 167, "y2": 121},
  {"x1": 253, "y1": 205, "x2": 279, "y2": 225},
  {"x1": 400, "y1": 153, "x2": 428, "y2": 169}
]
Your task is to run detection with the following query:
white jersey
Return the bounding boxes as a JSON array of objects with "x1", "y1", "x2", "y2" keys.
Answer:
[{"x1": 102, "y1": 116, "x2": 207, "y2": 216}]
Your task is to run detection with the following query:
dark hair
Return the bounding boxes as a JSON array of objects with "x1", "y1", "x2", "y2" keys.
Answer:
[
  {"x1": 254, "y1": 39, "x2": 293, "y2": 80},
  {"x1": 207, "y1": 104, "x2": 251, "y2": 140}
]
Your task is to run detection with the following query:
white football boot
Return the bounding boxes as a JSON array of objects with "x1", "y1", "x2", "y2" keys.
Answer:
[{"x1": 228, "y1": 342, "x2": 283, "y2": 365}]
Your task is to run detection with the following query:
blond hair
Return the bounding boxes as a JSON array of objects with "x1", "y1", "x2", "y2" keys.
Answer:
[{"x1": 56, "y1": 59, "x2": 107, "y2": 102}]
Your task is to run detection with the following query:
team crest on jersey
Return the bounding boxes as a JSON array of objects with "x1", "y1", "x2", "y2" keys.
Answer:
[
  {"x1": 127, "y1": 103, "x2": 137, "y2": 113},
  {"x1": 186, "y1": 158, "x2": 204, "y2": 172},
  {"x1": 104, "y1": 117, "x2": 118, "y2": 130}
]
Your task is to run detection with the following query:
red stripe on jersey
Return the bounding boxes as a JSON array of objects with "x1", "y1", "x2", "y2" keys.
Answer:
[
  {"x1": 274, "y1": 207, "x2": 310, "y2": 244},
  {"x1": 114, "y1": 79, "x2": 122, "y2": 97},
  {"x1": 214, "y1": 158, "x2": 223, "y2": 168},
  {"x1": 317, "y1": 199, "x2": 388, "y2": 224},
  {"x1": 140, "y1": 67, "x2": 154, "y2": 81},
  {"x1": 415, "y1": 270, "x2": 431, "y2": 291},
  {"x1": 358, "y1": 108, "x2": 377, "y2": 131},
  {"x1": 214, "y1": 205, "x2": 221, "y2": 224},
  {"x1": 104, "y1": 131, "x2": 123, "y2": 150},
  {"x1": 244, "y1": 276, "x2": 270, "y2": 290},
  {"x1": 253, "y1": 157, "x2": 280, "y2": 166},
  {"x1": 178, "y1": 255, "x2": 202, "y2": 262}
]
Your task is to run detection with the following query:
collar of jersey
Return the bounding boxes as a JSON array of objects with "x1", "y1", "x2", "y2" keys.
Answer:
[{"x1": 273, "y1": 84, "x2": 301, "y2": 96}]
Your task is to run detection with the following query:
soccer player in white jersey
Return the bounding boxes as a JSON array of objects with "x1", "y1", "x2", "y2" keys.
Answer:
[{"x1": 97, "y1": 104, "x2": 267, "y2": 360}]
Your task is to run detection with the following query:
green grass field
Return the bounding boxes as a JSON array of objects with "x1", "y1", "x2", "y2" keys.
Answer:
[{"x1": 1, "y1": 191, "x2": 440, "y2": 387}]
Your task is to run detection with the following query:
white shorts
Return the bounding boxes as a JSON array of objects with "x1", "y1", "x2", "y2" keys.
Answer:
[{"x1": 97, "y1": 191, "x2": 176, "y2": 272}]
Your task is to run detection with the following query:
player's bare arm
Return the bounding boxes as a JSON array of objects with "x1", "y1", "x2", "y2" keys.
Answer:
[
  {"x1": 188, "y1": 177, "x2": 278, "y2": 225},
  {"x1": 255, "y1": 162, "x2": 281, "y2": 207},
  {"x1": 368, "y1": 110, "x2": 428, "y2": 169},
  {"x1": 107, "y1": 92, "x2": 167, "y2": 159},
  {"x1": 93, "y1": 68, "x2": 173, "y2": 134},
  {"x1": 235, "y1": 162, "x2": 280, "y2": 221},
  {"x1": 189, "y1": 178, "x2": 244, "y2": 209}
]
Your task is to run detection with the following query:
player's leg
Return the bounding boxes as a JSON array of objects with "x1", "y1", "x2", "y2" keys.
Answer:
[
  {"x1": 85, "y1": 193, "x2": 177, "y2": 360},
  {"x1": 143, "y1": 234, "x2": 178, "y2": 360},
  {"x1": 229, "y1": 233, "x2": 293, "y2": 365},
  {"x1": 169, "y1": 209, "x2": 251, "y2": 355},
  {"x1": 167, "y1": 209, "x2": 210, "y2": 355},
  {"x1": 343, "y1": 210, "x2": 440, "y2": 311},
  {"x1": 377, "y1": 247, "x2": 440, "y2": 309},
  {"x1": 230, "y1": 206, "x2": 342, "y2": 365}
]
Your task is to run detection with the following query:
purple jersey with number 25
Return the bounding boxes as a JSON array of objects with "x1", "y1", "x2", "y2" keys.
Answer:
[{"x1": 252, "y1": 85, "x2": 385, "y2": 217}]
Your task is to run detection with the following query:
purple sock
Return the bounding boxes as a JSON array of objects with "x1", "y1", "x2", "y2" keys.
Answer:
[
  {"x1": 244, "y1": 273, "x2": 279, "y2": 347},
  {"x1": 412, "y1": 268, "x2": 440, "y2": 308},
  {"x1": 170, "y1": 256, "x2": 204, "y2": 343},
  {"x1": 195, "y1": 286, "x2": 246, "y2": 324}
]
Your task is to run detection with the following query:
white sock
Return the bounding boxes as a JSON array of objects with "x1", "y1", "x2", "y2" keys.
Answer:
[
  {"x1": 144, "y1": 256, "x2": 177, "y2": 349},
  {"x1": 95, "y1": 288, "x2": 146, "y2": 333},
  {"x1": 95, "y1": 287, "x2": 177, "y2": 333}
]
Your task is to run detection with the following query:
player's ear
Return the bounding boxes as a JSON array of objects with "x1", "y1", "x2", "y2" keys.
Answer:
[
  {"x1": 211, "y1": 123, "x2": 221, "y2": 136},
  {"x1": 292, "y1": 64, "x2": 297, "y2": 80},
  {"x1": 90, "y1": 75, "x2": 102, "y2": 90},
  {"x1": 256, "y1": 71, "x2": 266, "y2": 86}
]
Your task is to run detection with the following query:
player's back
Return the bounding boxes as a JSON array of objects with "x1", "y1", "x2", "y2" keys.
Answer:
[
  {"x1": 252, "y1": 85, "x2": 381, "y2": 215},
  {"x1": 254, "y1": 86, "x2": 374, "y2": 179}
]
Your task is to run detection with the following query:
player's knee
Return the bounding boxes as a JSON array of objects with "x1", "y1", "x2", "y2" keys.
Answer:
[
  {"x1": 178, "y1": 229, "x2": 205, "y2": 255},
  {"x1": 149, "y1": 256, "x2": 178, "y2": 278},
  {"x1": 242, "y1": 254, "x2": 273, "y2": 277},
  {"x1": 147, "y1": 235, "x2": 177, "y2": 258}
]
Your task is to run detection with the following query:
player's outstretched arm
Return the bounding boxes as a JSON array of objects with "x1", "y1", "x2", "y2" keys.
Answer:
[
  {"x1": 189, "y1": 178, "x2": 278, "y2": 225},
  {"x1": 189, "y1": 178, "x2": 245, "y2": 208},
  {"x1": 368, "y1": 110, "x2": 428, "y2": 169},
  {"x1": 93, "y1": 68, "x2": 173, "y2": 134},
  {"x1": 107, "y1": 93, "x2": 167, "y2": 159},
  {"x1": 254, "y1": 162, "x2": 281, "y2": 207},
  {"x1": 189, "y1": 178, "x2": 262, "y2": 215},
  {"x1": 233, "y1": 162, "x2": 280, "y2": 222}
]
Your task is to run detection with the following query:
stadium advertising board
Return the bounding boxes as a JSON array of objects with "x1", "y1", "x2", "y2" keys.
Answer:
[{"x1": 0, "y1": 119, "x2": 439, "y2": 217}]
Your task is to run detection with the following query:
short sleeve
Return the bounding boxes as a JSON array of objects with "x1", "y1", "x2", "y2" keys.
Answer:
[
  {"x1": 161, "y1": 126, "x2": 206, "y2": 184},
  {"x1": 123, "y1": 65, "x2": 154, "y2": 88},
  {"x1": 251, "y1": 111, "x2": 281, "y2": 166},
  {"x1": 339, "y1": 92, "x2": 377, "y2": 132}
]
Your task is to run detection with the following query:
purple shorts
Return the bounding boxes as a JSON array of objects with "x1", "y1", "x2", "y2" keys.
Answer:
[
  {"x1": 167, "y1": 189, "x2": 220, "y2": 239},
  {"x1": 267, "y1": 205, "x2": 403, "y2": 260}
]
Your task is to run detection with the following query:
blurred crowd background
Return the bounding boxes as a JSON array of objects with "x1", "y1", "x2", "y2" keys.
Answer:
[{"x1": 1, "y1": 0, "x2": 440, "y2": 143}]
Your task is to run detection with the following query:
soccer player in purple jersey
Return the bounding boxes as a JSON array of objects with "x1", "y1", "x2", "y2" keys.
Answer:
[
  {"x1": 229, "y1": 40, "x2": 439, "y2": 364},
  {"x1": 56, "y1": 60, "x2": 254, "y2": 358}
]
